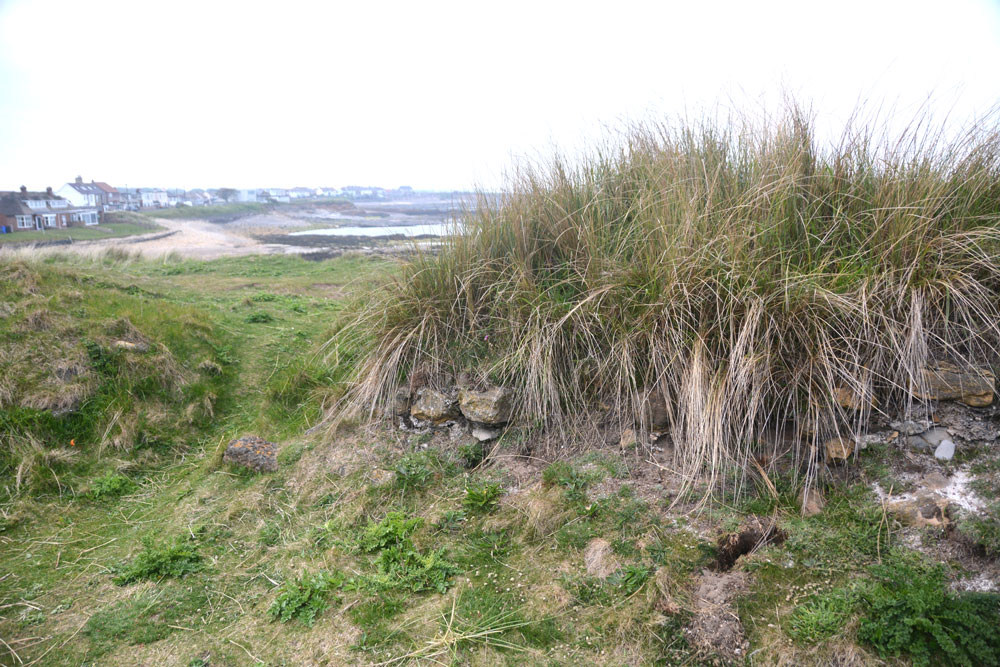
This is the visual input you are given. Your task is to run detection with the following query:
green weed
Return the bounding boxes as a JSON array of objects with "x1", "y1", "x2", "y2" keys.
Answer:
[
  {"x1": 87, "y1": 471, "x2": 137, "y2": 500},
  {"x1": 269, "y1": 570, "x2": 345, "y2": 626},
  {"x1": 463, "y1": 482, "x2": 503, "y2": 514},
  {"x1": 857, "y1": 557, "x2": 1000, "y2": 665},
  {"x1": 113, "y1": 536, "x2": 203, "y2": 585}
]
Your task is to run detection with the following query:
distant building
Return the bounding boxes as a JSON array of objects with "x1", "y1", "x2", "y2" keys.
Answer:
[
  {"x1": 237, "y1": 189, "x2": 258, "y2": 203},
  {"x1": 139, "y1": 188, "x2": 169, "y2": 208},
  {"x1": 0, "y1": 185, "x2": 100, "y2": 232}
]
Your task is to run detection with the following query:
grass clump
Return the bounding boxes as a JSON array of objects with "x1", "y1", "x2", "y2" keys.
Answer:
[
  {"x1": 857, "y1": 558, "x2": 1000, "y2": 665},
  {"x1": 113, "y1": 536, "x2": 203, "y2": 585},
  {"x1": 786, "y1": 585, "x2": 857, "y2": 644},
  {"x1": 269, "y1": 570, "x2": 345, "y2": 626},
  {"x1": 334, "y1": 104, "x2": 1000, "y2": 495}
]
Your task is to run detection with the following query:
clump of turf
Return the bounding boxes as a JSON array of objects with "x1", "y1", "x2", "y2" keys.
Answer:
[{"x1": 332, "y1": 104, "x2": 1000, "y2": 496}]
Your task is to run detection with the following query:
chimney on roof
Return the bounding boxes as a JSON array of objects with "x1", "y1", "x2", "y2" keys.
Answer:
[
  {"x1": 75, "y1": 176, "x2": 83, "y2": 184},
  {"x1": 46, "y1": 187, "x2": 53, "y2": 196},
  {"x1": 20, "y1": 185, "x2": 27, "y2": 194}
]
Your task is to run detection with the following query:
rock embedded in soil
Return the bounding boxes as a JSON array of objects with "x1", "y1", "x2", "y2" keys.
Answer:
[
  {"x1": 223, "y1": 435, "x2": 278, "y2": 473},
  {"x1": 458, "y1": 387, "x2": 512, "y2": 424},
  {"x1": 471, "y1": 426, "x2": 499, "y2": 442},
  {"x1": 934, "y1": 439, "x2": 956, "y2": 461},
  {"x1": 824, "y1": 437, "x2": 855, "y2": 464},
  {"x1": 410, "y1": 388, "x2": 459, "y2": 423},
  {"x1": 892, "y1": 419, "x2": 932, "y2": 436},
  {"x1": 913, "y1": 360, "x2": 995, "y2": 407},
  {"x1": 890, "y1": 492, "x2": 951, "y2": 528},
  {"x1": 907, "y1": 426, "x2": 951, "y2": 453},
  {"x1": 800, "y1": 486, "x2": 825, "y2": 517}
]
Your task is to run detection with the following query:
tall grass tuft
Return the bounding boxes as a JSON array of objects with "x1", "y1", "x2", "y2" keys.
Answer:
[{"x1": 329, "y1": 104, "x2": 1000, "y2": 498}]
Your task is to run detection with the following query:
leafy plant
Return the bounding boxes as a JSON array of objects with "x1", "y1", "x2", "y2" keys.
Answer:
[
  {"x1": 392, "y1": 452, "x2": 435, "y2": 492},
  {"x1": 113, "y1": 536, "x2": 202, "y2": 585},
  {"x1": 543, "y1": 461, "x2": 589, "y2": 504},
  {"x1": 857, "y1": 559, "x2": 1000, "y2": 665},
  {"x1": 88, "y1": 471, "x2": 137, "y2": 500},
  {"x1": 435, "y1": 510, "x2": 467, "y2": 531},
  {"x1": 608, "y1": 564, "x2": 652, "y2": 596},
  {"x1": 463, "y1": 482, "x2": 503, "y2": 514},
  {"x1": 358, "y1": 512, "x2": 423, "y2": 552},
  {"x1": 354, "y1": 511, "x2": 459, "y2": 594},
  {"x1": 269, "y1": 570, "x2": 345, "y2": 626}
]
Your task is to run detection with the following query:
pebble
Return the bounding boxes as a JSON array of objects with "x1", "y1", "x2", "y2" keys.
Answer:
[{"x1": 934, "y1": 439, "x2": 955, "y2": 461}]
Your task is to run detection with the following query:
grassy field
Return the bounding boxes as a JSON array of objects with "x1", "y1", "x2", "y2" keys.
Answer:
[
  {"x1": 1, "y1": 250, "x2": 997, "y2": 666},
  {"x1": 0, "y1": 220, "x2": 165, "y2": 245}
]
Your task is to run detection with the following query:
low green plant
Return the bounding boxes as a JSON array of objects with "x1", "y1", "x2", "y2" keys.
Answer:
[
  {"x1": 87, "y1": 471, "x2": 137, "y2": 500},
  {"x1": 857, "y1": 558, "x2": 1000, "y2": 665},
  {"x1": 245, "y1": 311, "x2": 274, "y2": 324},
  {"x1": 543, "y1": 461, "x2": 589, "y2": 504},
  {"x1": 358, "y1": 512, "x2": 423, "y2": 552},
  {"x1": 786, "y1": 586, "x2": 857, "y2": 644},
  {"x1": 269, "y1": 570, "x2": 345, "y2": 626},
  {"x1": 113, "y1": 536, "x2": 202, "y2": 585},
  {"x1": 392, "y1": 452, "x2": 435, "y2": 492},
  {"x1": 608, "y1": 564, "x2": 653, "y2": 596},
  {"x1": 436, "y1": 510, "x2": 466, "y2": 531},
  {"x1": 463, "y1": 482, "x2": 503, "y2": 513},
  {"x1": 355, "y1": 511, "x2": 459, "y2": 594}
]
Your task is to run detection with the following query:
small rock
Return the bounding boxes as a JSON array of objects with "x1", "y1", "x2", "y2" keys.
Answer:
[
  {"x1": 583, "y1": 538, "x2": 619, "y2": 579},
  {"x1": 458, "y1": 387, "x2": 512, "y2": 424},
  {"x1": 472, "y1": 426, "x2": 499, "y2": 442},
  {"x1": 113, "y1": 340, "x2": 149, "y2": 352},
  {"x1": 934, "y1": 439, "x2": 955, "y2": 461},
  {"x1": 223, "y1": 435, "x2": 278, "y2": 473},
  {"x1": 833, "y1": 386, "x2": 875, "y2": 411},
  {"x1": 392, "y1": 386, "x2": 411, "y2": 417},
  {"x1": 824, "y1": 437, "x2": 855, "y2": 464},
  {"x1": 890, "y1": 493, "x2": 951, "y2": 528},
  {"x1": 907, "y1": 427, "x2": 951, "y2": 453},
  {"x1": 891, "y1": 419, "x2": 931, "y2": 436},
  {"x1": 913, "y1": 360, "x2": 995, "y2": 407},
  {"x1": 410, "y1": 388, "x2": 459, "y2": 423},
  {"x1": 800, "y1": 487, "x2": 825, "y2": 517}
]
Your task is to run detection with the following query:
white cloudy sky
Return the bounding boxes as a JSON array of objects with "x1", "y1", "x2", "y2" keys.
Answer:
[{"x1": 1, "y1": 0, "x2": 998, "y2": 191}]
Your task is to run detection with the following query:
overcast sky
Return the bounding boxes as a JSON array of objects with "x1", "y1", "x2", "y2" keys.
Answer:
[{"x1": 1, "y1": 0, "x2": 998, "y2": 191}]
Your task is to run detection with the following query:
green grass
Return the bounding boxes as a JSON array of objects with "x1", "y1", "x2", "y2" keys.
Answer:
[{"x1": 0, "y1": 220, "x2": 165, "y2": 244}]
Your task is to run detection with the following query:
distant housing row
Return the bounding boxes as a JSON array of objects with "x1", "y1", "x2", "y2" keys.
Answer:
[{"x1": 0, "y1": 177, "x2": 410, "y2": 233}]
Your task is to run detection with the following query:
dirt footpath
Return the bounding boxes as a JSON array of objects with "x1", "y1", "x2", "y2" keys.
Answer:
[{"x1": 2, "y1": 218, "x2": 297, "y2": 260}]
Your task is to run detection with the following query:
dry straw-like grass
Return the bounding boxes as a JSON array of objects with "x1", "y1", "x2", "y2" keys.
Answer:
[{"x1": 329, "y1": 103, "x2": 1000, "y2": 498}]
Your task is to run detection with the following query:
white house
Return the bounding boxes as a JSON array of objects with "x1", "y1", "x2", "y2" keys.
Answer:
[
  {"x1": 56, "y1": 177, "x2": 104, "y2": 209},
  {"x1": 140, "y1": 189, "x2": 169, "y2": 208}
]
